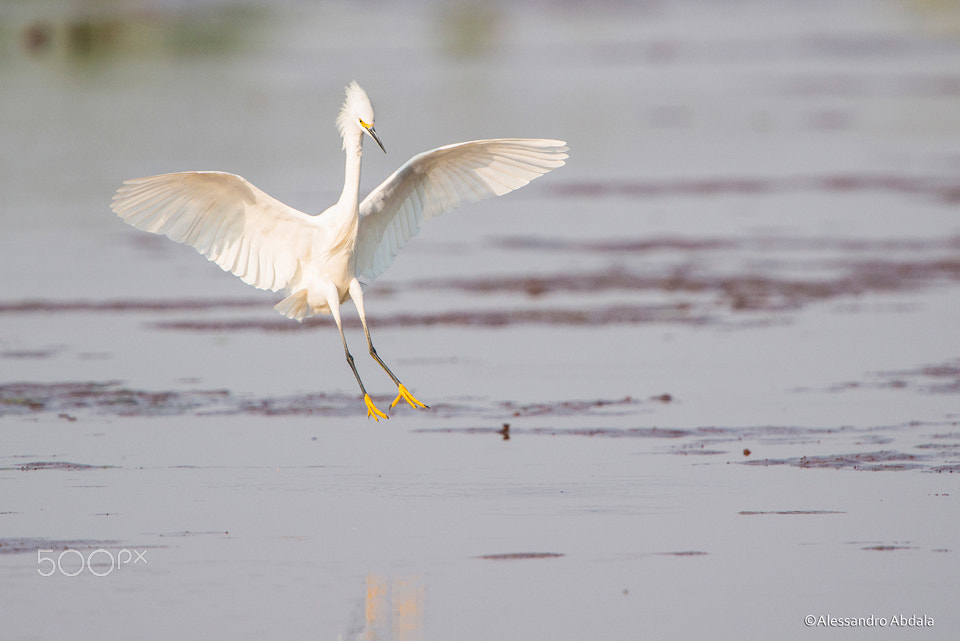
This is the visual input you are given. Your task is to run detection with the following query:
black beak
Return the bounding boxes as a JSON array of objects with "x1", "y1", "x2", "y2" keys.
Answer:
[{"x1": 366, "y1": 126, "x2": 386, "y2": 153}]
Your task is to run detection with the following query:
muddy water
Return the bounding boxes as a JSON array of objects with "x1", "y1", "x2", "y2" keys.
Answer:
[{"x1": 2, "y1": 1, "x2": 959, "y2": 639}]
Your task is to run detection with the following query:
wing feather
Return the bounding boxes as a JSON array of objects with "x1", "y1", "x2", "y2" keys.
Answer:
[
  {"x1": 357, "y1": 138, "x2": 567, "y2": 281},
  {"x1": 111, "y1": 171, "x2": 317, "y2": 292}
]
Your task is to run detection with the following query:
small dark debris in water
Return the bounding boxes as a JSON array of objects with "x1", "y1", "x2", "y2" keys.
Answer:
[
  {"x1": 58, "y1": 413, "x2": 77, "y2": 422},
  {"x1": 652, "y1": 393, "x2": 673, "y2": 403},
  {"x1": 477, "y1": 552, "x2": 564, "y2": 561},
  {"x1": 656, "y1": 550, "x2": 708, "y2": 557},
  {"x1": 499, "y1": 423, "x2": 510, "y2": 441},
  {"x1": 5, "y1": 461, "x2": 116, "y2": 472},
  {"x1": 738, "y1": 510, "x2": 845, "y2": 515},
  {"x1": 742, "y1": 448, "x2": 751, "y2": 456}
]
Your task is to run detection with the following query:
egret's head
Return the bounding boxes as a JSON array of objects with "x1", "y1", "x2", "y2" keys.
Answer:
[{"x1": 336, "y1": 81, "x2": 385, "y2": 152}]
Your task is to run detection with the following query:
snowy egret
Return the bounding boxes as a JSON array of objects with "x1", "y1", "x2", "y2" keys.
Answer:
[{"x1": 112, "y1": 81, "x2": 568, "y2": 420}]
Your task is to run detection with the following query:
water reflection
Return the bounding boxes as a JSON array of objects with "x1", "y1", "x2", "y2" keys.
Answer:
[
  {"x1": 6, "y1": 0, "x2": 506, "y2": 70},
  {"x1": 436, "y1": 2, "x2": 501, "y2": 57},
  {"x1": 20, "y1": 17, "x2": 121, "y2": 59},
  {"x1": 343, "y1": 574, "x2": 424, "y2": 641},
  {"x1": 8, "y1": 2, "x2": 266, "y2": 67}
]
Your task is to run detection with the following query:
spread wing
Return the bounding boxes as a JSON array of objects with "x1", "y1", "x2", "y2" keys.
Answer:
[
  {"x1": 111, "y1": 171, "x2": 318, "y2": 292},
  {"x1": 356, "y1": 138, "x2": 568, "y2": 282}
]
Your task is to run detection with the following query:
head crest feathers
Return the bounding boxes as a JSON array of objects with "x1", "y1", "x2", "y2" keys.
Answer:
[{"x1": 336, "y1": 81, "x2": 375, "y2": 146}]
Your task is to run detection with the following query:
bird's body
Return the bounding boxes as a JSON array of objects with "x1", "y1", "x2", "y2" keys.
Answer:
[{"x1": 112, "y1": 81, "x2": 568, "y2": 419}]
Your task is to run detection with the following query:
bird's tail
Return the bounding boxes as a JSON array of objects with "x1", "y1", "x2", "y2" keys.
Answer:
[{"x1": 274, "y1": 289, "x2": 312, "y2": 321}]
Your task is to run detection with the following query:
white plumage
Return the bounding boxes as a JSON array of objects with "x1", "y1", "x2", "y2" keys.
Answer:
[
  {"x1": 357, "y1": 138, "x2": 567, "y2": 281},
  {"x1": 112, "y1": 81, "x2": 568, "y2": 419}
]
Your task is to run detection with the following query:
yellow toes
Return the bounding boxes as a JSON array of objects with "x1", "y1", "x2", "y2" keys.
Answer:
[
  {"x1": 364, "y1": 394, "x2": 388, "y2": 421},
  {"x1": 390, "y1": 383, "x2": 428, "y2": 410}
]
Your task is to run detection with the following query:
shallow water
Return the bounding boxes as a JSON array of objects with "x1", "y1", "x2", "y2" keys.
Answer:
[{"x1": 2, "y1": 0, "x2": 960, "y2": 639}]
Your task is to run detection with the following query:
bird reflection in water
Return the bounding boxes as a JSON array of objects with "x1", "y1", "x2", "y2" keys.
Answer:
[{"x1": 341, "y1": 574, "x2": 424, "y2": 641}]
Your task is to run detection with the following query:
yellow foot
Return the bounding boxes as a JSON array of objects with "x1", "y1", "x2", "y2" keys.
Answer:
[
  {"x1": 390, "y1": 383, "x2": 429, "y2": 410},
  {"x1": 364, "y1": 394, "x2": 388, "y2": 421}
]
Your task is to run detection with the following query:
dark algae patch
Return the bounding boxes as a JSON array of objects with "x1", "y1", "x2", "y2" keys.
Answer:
[
  {"x1": 422, "y1": 423, "x2": 959, "y2": 472},
  {"x1": 738, "y1": 510, "x2": 846, "y2": 515},
  {"x1": 3, "y1": 236, "x2": 959, "y2": 330},
  {"x1": 3, "y1": 461, "x2": 116, "y2": 471},
  {"x1": 4, "y1": 382, "x2": 955, "y2": 473},
  {"x1": 825, "y1": 358, "x2": 960, "y2": 395},
  {"x1": 477, "y1": 552, "x2": 564, "y2": 561},
  {"x1": 0, "y1": 538, "x2": 119, "y2": 556},
  {"x1": 0, "y1": 381, "x2": 230, "y2": 417},
  {"x1": 743, "y1": 450, "x2": 927, "y2": 471},
  {"x1": 549, "y1": 174, "x2": 960, "y2": 205}
]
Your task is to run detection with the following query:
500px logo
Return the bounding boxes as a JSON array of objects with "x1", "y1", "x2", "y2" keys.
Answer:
[{"x1": 37, "y1": 548, "x2": 148, "y2": 577}]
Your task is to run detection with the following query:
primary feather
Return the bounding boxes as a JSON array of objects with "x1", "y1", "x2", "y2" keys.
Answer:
[
  {"x1": 356, "y1": 138, "x2": 569, "y2": 282},
  {"x1": 112, "y1": 171, "x2": 318, "y2": 293}
]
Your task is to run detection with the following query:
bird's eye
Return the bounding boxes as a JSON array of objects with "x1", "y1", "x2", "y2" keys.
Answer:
[{"x1": 359, "y1": 118, "x2": 372, "y2": 129}]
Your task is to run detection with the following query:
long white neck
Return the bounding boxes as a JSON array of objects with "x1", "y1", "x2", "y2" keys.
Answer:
[{"x1": 337, "y1": 130, "x2": 364, "y2": 211}]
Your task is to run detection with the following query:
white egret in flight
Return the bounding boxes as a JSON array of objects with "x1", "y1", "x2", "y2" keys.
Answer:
[{"x1": 112, "y1": 81, "x2": 568, "y2": 420}]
